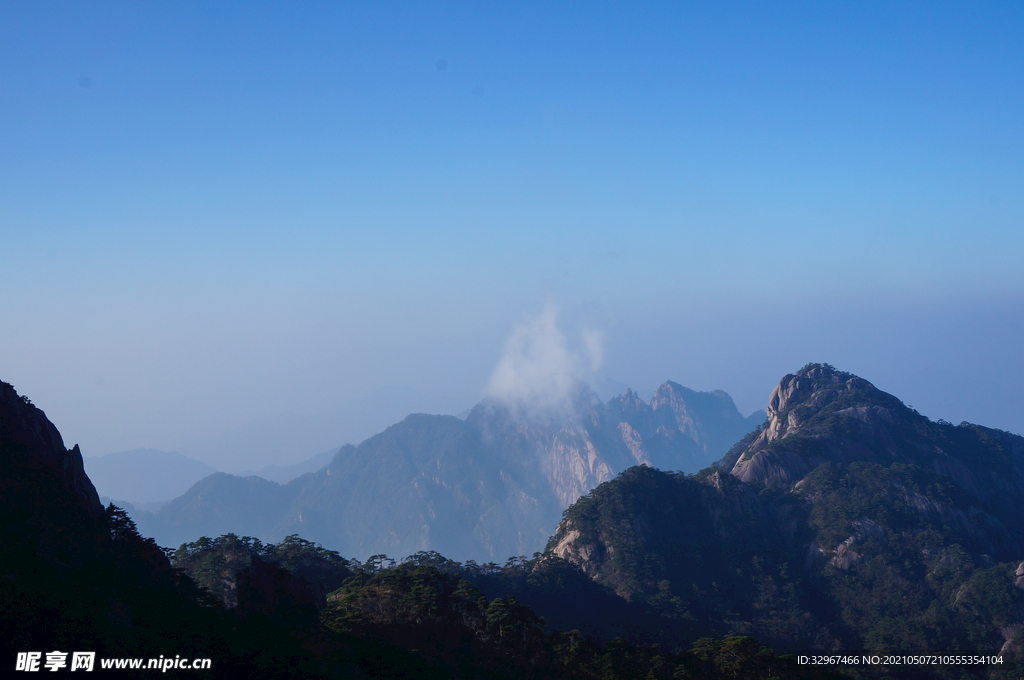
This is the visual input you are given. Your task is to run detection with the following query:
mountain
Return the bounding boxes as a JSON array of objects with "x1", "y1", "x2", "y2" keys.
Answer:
[
  {"x1": 136, "y1": 382, "x2": 763, "y2": 560},
  {"x1": 85, "y1": 447, "x2": 337, "y2": 509},
  {"x1": 85, "y1": 448, "x2": 218, "y2": 503},
  {"x1": 172, "y1": 384, "x2": 454, "y2": 472},
  {"x1": 549, "y1": 364, "x2": 1024, "y2": 658},
  {"x1": 9, "y1": 368, "x2": 1024, "y2": 675},
  {"x1": 0, "y1": 381, "x2": 276, "y2": 673},
  {"x1": 3, "y1": 377, "x2": 840, "y2": 679}
]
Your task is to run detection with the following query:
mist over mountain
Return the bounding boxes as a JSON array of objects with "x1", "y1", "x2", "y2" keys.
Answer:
[
  {"x1": 136, "y1": 381, "x2": 763, "y2": 560},
  {"x1": 85, "y1": 448, "x2": 218, "y2": 504},
  {"x1": 85, "y1": 447, "x2": 344, "y2": 509},
  {"x1": 236, "y1": 447, "x2": 338, "y2": 485},
  {"x1": 170, "y1": 384, "x2": 458, "y2": 472}
]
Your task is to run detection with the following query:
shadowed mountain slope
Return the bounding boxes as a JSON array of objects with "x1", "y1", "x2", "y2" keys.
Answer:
[{"x1": 1, "y1": 381, "x2": 336, "y2": 678}]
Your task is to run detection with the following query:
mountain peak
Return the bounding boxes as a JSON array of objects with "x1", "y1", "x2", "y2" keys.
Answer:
[
  {"x1": 650, "y1": 380, "x2": 696, "y2": 404},
  {"x1": 760, "y1": 364, "x2": 907, "y2": 447},
  {"x1": 730, "y1": 366, "x2": 907, "y2": 487},
  {"x1": 606, "y1": 388, "x2": 649, "y2": 416},
  {"x1": 728, "y1": 364, "x2": 1023, "y2": 507}
]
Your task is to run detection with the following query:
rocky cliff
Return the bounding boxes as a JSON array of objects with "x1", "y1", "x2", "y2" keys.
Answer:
[
  {"x1": 0, "y1": 382, "x2": 398, "y2": 677},
  {"x1": 467, "y1": 382, "x2": 762, "y2": 511},
  {"x1": 0, "y1": 380, "x2": 102, "y2": 517},
  {"x1": 731, "y1": 365, "x2": 1024, "y2": 491}
]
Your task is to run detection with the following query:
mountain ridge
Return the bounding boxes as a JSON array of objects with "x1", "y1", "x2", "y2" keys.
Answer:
[{"x1": 136, "y1": 380, "x2": 763, "y2": 560}]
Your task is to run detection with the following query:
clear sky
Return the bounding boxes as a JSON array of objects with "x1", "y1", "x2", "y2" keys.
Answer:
[{"x1": 3, "y1": 1, "x2": 1022, "y2": 470}]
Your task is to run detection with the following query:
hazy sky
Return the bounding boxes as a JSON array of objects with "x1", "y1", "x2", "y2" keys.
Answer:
[{"x1": 3, "y1": 2, "x2": 1022, "y2": 469}]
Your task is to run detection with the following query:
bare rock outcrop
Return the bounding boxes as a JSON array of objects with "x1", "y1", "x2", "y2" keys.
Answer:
[
  {"x1": 999, "y1": 624, "x2": 1023, "y2": 662},
  {"x1": 828, "y1": 519, "x2": 887, "y2": 570},
  {"x1": 550, "y1": 527, "x2": 599, "y2": 571}
]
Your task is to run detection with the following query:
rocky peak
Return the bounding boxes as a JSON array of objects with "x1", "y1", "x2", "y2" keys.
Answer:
[
  {"x1": 648, "y1": 381, "x2": 749, "y2": 451},
  {"x1": 730, "y1": 364, "x2": 1024, "y2": 559},
  {"x1": 650, "y1": 381, "x2": 706, "y2": 423},
  {"x1": 742, "y1": 365, "x2": 892, "y2": 454},
  {"x1": 606, "y1": 388, "x2": 649, "y2": 416},
  {"x1": 730, "y1": 364, "x2": 915, "y2": 487},
  {"x1": 650, "y1": 381, "x2": 689, "y2": 408}
]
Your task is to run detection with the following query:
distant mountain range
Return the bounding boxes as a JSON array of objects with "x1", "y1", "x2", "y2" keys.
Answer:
[
  {"x1": 85, "y1": 447, "x2": 340, "y2": 505},
  {"x1": 169, "y1": 385, "x2": 466, "y2": 472},
  {"x1": 85, "y1": 448, "x2": 217, "y2": 504},
  {"x1": 133, "y1": 382, "x2": 764, "y2": 560}
]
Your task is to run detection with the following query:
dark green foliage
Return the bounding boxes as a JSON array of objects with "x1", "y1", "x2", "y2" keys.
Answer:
[
  {"x1": 1, "y1": 499, "x2": 337, "y2": 678},
  {"x1": 571, "y1": 469, "x2": 718, "y2": 606},
  {"x1": 689, "y1": 636, "x2": 794, "y2": 680},
  {"x1": 554, "y1": 466, "x2": 832, "y2": 650},
  {"x1": 797, "y1": 363, "x2": 848, "y2": 377},
  {"x1": 171, "y1": 534, "x2": 260, "y2": 606},
  {"x1": 788, "y1": 459, "x2": 1024, "y2": 656},
  {"x1": 321, "y1": 560, "x2": 849, "y2": 680},
  {"x1": 172, "y1": 533, "x2": 354, "y2": 608},
  {"x1": 466, "y1": 552, "x2": 679, "y2": 644}
]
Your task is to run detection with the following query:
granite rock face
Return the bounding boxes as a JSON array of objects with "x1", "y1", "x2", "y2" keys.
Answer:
[
  {"x1": 470, "y1": 383, "x2": 760, "y2": 511},
  {"x1": 546, "y1": 383, "x2": 763, "y2": 508}
]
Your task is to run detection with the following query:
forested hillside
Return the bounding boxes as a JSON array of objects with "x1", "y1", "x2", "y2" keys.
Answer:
[{"x1": 550, "y1": 365, "x2": 1024, "y2": 670}]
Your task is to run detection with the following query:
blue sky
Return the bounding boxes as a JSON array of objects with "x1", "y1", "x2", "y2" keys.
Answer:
[{"x1": 2, "y1": 2, "x2": 1022, "y2": 468}]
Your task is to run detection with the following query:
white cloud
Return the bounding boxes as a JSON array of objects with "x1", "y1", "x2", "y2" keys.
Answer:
[{"x1": 486, "y1": 303, "x2": 603, "y2": 413}]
